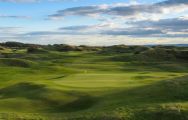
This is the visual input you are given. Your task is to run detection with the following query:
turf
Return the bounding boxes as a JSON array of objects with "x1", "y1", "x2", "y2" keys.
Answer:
[{"x1": 0, "y1": 47, "x2": 188, "y2": 120}]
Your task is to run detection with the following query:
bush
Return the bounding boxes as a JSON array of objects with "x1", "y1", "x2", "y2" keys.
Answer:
[
  {"x1": 52, "y1": 44, "x2": 77, "y2": 51},
  {"x1": 27, "y1": 46, "x2": 47, "y2": 53},
  {"x1": 1, "y1": 42, "x2": 25, "y2": 48},
  {"x1": 175, "y1": 50, "x2": 188, "y2": 60},
  {"x1": 141, "y1": 48, "x2": 176, "y2": 61}
]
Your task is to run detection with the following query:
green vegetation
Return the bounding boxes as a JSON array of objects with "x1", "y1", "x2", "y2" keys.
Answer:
[{"x1": 0, "y1": 42, "x2": 188, "y2": 119}]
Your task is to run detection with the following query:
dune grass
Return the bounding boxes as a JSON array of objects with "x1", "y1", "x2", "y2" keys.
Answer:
[{"x1": 0, "y1": 49, "x2": 188, "y2": 119}]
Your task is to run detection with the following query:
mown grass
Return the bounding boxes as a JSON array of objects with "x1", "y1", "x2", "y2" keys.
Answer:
[{"x1": 0, "y1": 48, "x2": 188, "y2": 119}]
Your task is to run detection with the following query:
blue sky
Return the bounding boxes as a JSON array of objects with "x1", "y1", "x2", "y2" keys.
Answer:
[{"x1": 0, "y1": 0, "x2": 188, "y2": 45}]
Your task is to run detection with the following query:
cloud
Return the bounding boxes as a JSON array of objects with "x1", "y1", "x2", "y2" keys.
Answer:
[
  {"x1": 60, "y1": 25, "x2": 96, "y2": 31},
  {"x1": 157, "y1": 0, "x2": 188, "y2": 6},
  {"x1": 24, "y1": 22, "x2": 121, "y2": 36},
  {"x1": 48, "y1": 0, "x2": 188, "y2": 20},
  {"x1": 1, "y1": 0, "x2": 188, "y2": 45},
  {"x1": 102, "y1": 17, "x2": 188, "y2": 37},
  {"x1": 1, "y1": 34, "x2": 188, "y2": 46},
  {"x1": 128, "y1": 17, "x2": 188, "y2": 37},
  {"x1": 0, "y1": 15, "x2": 30, "y2": 19},
  {"x1": 1, "y1": 20, "x2": 188, "y2": 45},
  {"x1": 48, "y1": 6, "x2": 107, "y2": 20},
  {"x1": 103, "y1": 29, "x2": 164, "y2": 37},
  {"x1": 0, "y1": 27, "x2": 24, "y2": 38},
  {"x1": 133, "y1": 17, "x2": 188, "y2": 31},
  {"x1": 23, "y1": 16, "x2": 188, "y2": 38},
  {"x1": 60, "y1": 22, "x2": 118, "y2": 31}
]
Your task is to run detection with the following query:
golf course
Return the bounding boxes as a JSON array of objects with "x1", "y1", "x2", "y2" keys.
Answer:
[{"x1": 0, "y1": 42, "x2": 188, "y2": 120}]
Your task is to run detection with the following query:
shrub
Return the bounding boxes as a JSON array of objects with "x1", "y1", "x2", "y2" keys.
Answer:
[
  {"x1": 27, "y1": 46, "x2": 47, "y2": 53},
  {"x1": 175, "y1": 50, "x2": 188, "y2": 60},
  {"x1": 141, "y1": 48, "x2": 176, "y2": 61},
  {"x1": 1, "y1": 42, "x2": 25, "y2": 48}
]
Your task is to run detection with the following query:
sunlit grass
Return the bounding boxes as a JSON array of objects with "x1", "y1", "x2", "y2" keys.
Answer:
[{"x1": 0, "y1": 49, "x2": 188, "y2": 119}]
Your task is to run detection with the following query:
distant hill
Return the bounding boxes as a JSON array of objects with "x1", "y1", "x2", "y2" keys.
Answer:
[
  {"x1": 174, "y1": 44, "x2": 188, "y2": 47},
  {"x1": 146, "y1": 44, "x2": 188, "y2": 47}
]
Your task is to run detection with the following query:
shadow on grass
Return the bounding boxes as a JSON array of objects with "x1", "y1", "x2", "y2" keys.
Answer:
[
  {"x1": 0, "y1": 82, "x2": 98, "y2": 113},
  {"x1": 50, "y1": 95, "x2": 97, "y2": 112},
  {"x1": 121, "y1": 62, "x2": 188, "y2": 73},
  {"x1": 102, "y1": 75, "x2": 188, "y2": 107},
  {"x1": 47, "y1": 75, "x2": 67, "y2": 80}
]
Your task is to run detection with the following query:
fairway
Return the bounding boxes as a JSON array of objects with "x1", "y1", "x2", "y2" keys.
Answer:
[
  {"x1": 0, "y1": 44, "x2": 188, "y2": 120},
  {"x1": 1, "y1": 0, "x2": 188, "y2": 119}
]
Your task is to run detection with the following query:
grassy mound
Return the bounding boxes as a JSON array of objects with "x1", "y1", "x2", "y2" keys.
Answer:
[
  {"x1": 0, "y1": 82, "x2": 98, "y2": 113},
  {"x1": 0, "y1": 44, "x2": 187, "y2": 119},
  {"x1": 0, "y1": 58, "x2": 35, "y2": 68},
  {"x1": 103, "y1": 75, "x2": 188, "y2": 104},
  {"x1": 0, "y1": 46, "x2": 5, "y2": 50},
  {"x1": 111, "y1": 47, "x2": 177, "y2": 62}
]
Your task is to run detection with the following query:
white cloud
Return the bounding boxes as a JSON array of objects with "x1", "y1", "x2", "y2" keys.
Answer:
[
  {"x1": 1, "y1": 34, "x2": 188, "y2": 46},
  {"x1": 1, "y1": 0, "x2": 188, "y2": 45},
  {"x1": 0, "y1": 15, "x2": 31, "y2": 19},
  {"x1": 48, "y1": 0, "x2": 188, "y2": 21}
]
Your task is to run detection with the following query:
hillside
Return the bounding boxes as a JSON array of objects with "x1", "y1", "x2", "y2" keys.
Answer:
[{"x1": 0, "y1": 42, "x2": 188, "y2": 120}]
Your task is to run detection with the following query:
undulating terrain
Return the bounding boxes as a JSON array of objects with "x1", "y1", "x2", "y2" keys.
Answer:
[{"x1": 0, "y1": 42, "x2": 188, "y2": 120}]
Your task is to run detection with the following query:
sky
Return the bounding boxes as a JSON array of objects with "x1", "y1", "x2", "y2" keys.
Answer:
[{"x1": 0, "y1": 0, "x2": 188, "y2": 45}]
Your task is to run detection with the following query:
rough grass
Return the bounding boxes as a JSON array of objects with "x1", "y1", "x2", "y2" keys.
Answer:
[
  {"x1": 0, "y1": 58, "x2": 35, "y2": 68},
  {"x1": 0, "y1": 48, "x2": 187, "y2": 119}
]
